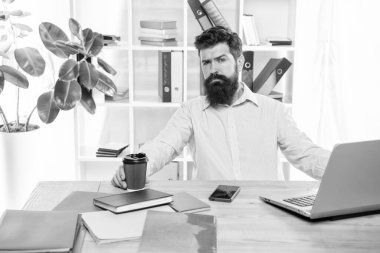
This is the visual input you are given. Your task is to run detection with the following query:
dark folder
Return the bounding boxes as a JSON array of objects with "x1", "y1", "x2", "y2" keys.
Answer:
[
  {"x1": 0, "y1": 210, "x2": 82, "y2": 253},
  {"x1": 53, "y1": 191, "x2": 110, "y2": 213},
  {"x1": 252, "y1": 57, "x2": 292, "y2": 95},
  {"x1": 242, "y1": 51, "x2": 254, "y2": 91},
  {"x1": 187, "y1": 0, "x2": 213, "y2": 31}
]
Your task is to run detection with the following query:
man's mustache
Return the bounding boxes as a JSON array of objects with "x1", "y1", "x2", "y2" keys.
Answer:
[{"x1": 205, "y1": 73, "x2": 229, "y2": 85}]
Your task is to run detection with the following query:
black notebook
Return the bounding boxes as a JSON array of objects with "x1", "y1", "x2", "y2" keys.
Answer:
[
  {"x1": 0, "y1": 210, "x2": 82, "y2": 253},
  {"x1": 169, "y1": 192, "x2": 210, "y2": 213},
  {"x1": 93, "y1": 189, "x2": 173, "y2": 214}
]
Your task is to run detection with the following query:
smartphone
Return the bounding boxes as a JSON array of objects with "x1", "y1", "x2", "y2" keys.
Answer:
[{"x1": 209, "y1": 185, "x2": 241, "y2": 202}]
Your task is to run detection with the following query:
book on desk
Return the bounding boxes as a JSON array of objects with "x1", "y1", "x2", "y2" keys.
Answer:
[{"x1": 93, "y1": 188, "x2": 173, "y2": 213}]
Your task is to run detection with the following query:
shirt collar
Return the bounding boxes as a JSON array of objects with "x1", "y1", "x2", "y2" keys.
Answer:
[{"x1": 201, "y1": 82, "x2": 259, "y2": 111}]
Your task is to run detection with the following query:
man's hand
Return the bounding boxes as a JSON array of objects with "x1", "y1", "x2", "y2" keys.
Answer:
[{"x1": 111, "y1": 165, "x2": 127, "y2": 189}]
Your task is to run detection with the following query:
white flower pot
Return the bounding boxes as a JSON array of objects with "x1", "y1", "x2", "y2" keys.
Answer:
[{"x1": 0, "y1": 126, "x2": 47, "y2": 210}]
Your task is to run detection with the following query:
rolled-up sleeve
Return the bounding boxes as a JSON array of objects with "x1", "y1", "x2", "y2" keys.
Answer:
[
  {"x1": 276, "y1": 104, "x2": 331, "y2": 179},
  {"x1": 139, "y1": 104, "x2": 194, "y2": 176}
]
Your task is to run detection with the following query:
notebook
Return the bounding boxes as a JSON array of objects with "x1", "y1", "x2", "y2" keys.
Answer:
[
  {"x1": 169, "y1": 192, "x2": 210, "y2": 213},
  {"x1": 53, "y1": 191, "x2": 110, "y2": 213},
  {"x1": 0, "y1": 210, "x2": 82, "y2": 253},
  {"x1": 260, "y1": 139, "x2": 380, "y2": 219},
  {"x1": 93, "y1": 189, "x2": 173, "y2": 213},
  {"x1": 81, "y1": 205, "x2": 174, "y2": 244},
  {"x1": 138, "y1": 210, "x2": 217, "y2": 253}
]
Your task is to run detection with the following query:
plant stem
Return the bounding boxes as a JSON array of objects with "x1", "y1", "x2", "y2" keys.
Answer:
[
  {"x1": 0, "y1": 105, "x2": 10, "y2": 132},
  {"x1": 25, "y1": 105, "x2": 36, "y2": 132}
]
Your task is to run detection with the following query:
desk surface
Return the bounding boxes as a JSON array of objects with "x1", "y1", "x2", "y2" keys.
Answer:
[{"x1": 23, "y1": 180, "x2": 380, "y2": 253}]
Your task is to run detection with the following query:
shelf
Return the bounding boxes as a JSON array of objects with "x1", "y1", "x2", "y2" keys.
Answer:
[
  {"x1": 102, "y1": 42, "x2": 129, "y2": 50},
  {"x1": 132, "y1": 101, "x2": 181, "y2": 108},
  {"x1": 132, "y1": 45, "x2": 186, "y2": 51},
  {"x1": 188, "y1": 45, "x2": 295, "y2": 52},
  {"x1": 242, "y1": 45, "x2": 295, "y2": 52},
  {"x1": 74, "y1": 0, "x2": 298, "y2": 181}
]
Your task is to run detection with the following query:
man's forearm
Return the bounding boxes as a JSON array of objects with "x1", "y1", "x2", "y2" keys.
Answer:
[{"x1": 139, "y1": 140, "x2": 178, "y2": 176}]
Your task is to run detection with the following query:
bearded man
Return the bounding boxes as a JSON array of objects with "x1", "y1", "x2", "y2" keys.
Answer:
[{"x1": 112, "y1": 26, "x2": 330, "y2": 189}]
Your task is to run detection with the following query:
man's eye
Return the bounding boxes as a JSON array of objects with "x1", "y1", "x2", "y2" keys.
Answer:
[
  {"x1": 217, "y1": 58, "x2": 225, "y2": 63},
  {"x1": 202, "y1": 61, "x2": 210, "y2": 66}
]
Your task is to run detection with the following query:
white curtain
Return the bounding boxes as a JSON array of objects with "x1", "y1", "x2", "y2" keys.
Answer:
[{"x1": 293, "y1": 0, "x2": 380, "y2": 151}]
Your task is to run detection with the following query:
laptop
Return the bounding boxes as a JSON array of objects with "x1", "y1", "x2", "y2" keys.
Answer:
[{"x1": 260, "y1": 140, "x2": 380, "y2": 219}]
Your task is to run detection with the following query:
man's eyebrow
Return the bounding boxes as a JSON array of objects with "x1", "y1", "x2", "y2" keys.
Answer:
[{"x1": 201, "y1": 54, "x2": 226, "y2": 63}]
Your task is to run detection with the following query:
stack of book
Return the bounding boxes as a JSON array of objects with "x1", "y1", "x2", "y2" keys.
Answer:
[
  {"x1": 139, "y1": 20, "x2": 178, "y2": 47},
  {"x1": 265, "y1": 37, "x2": 292, "y2": 46},
  {"x1": 96, "y1": 143, "x2": 129, "y2": 158},
  {"x1": 102, "y1": 34, "x2": 121, "y2": 46}
]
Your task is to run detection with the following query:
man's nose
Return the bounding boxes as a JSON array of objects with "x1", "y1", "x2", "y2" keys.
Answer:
[{"x1": 210, "y1": 63, "x2": 220, "y2": 75}]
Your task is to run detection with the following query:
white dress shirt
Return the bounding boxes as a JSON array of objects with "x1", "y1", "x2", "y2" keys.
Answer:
[{"x1": 140, "y1": 84, "x2": 330, "y2": 180}]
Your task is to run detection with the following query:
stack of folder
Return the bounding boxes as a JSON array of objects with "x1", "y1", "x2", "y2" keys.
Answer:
[{"x1": 96, "y1": 143, "x2": 129, "y2": 158}]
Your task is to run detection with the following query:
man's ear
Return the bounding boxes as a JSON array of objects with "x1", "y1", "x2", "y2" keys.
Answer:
[{"x1": 237, "y1": 54, "x2": 245, "y2": 72}]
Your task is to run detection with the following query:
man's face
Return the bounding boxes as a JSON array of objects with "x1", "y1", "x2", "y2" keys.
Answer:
[{"x1": 200, "y1": 42, "x2": 239, "y2": 106}]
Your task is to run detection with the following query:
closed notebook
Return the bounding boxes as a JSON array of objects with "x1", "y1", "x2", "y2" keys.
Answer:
[
  {"x1": 53, "y1": 191, "x2": 110, "y2": 213},
  {"x1": 138, "y1": 210, "x2": 217, "y2": 253},
  {"x1": 0, "y1": 210, "x2": 81, "y2": 253},
  {"x1": 169, "y1": 192, "x2": 210, "y2": 213},
  {"x1": 97, "y1": 142, "x2": 129, "y2": 153},
  {"x1": 93, "y1": 189, "x2": 173, "y2": 213},
  {"x1": 82, "y1": 205, "x2": 174, "y2": 244}
]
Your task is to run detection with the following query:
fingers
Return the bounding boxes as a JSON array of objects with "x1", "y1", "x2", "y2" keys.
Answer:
[
  {"x1": 119, "y1": 165, "x2": 125, "y2": 180},
  {"x1": 115, "y1": 170, "x2": 127, "y2": 189},
  {"x1": 111, "y1": 167, "x2": 127, "y2": 189}
]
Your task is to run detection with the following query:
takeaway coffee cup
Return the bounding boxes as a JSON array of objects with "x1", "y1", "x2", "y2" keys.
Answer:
[{"x1": 122, "y1": 153, "x2": 148, "y2": 190}]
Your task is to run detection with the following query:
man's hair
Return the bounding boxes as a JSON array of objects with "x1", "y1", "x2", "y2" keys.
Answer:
[{"x1": 194, "y1": 26, "x2": 242, "y2": 60}]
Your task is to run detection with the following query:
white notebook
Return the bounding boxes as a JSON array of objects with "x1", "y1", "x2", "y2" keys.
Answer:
[{"x1": 81, "y1": 205, "x2": 174, "y2": 244}]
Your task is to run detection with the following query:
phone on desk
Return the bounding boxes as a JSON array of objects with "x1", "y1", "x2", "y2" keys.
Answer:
[{"x1": 209, "y1": 185, "x2": 241, "y2": 203}]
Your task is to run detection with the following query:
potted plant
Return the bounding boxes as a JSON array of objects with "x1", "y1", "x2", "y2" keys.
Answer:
[{"x1": 0, "y1": 0, "x2": 117, "y2": 209}]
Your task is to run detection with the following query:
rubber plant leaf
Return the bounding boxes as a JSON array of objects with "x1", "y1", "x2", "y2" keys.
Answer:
[
  {"x1": 39, "y1": 22, "x2": 70, "y2": 58},
  {"x1": 53, "y1": 40, "x2": 80, "y2": 55},
  {"x1": 88, "y1": 32, "x2": 103, "y2": 56},
  {"x1": 79, "y1": 61, "x2": 98, "y2": 90},
  {"x1": 83, "y1": 29, "x2": 103, "y2": 56},
  {"x1": 68, "y1": 18, "x2": 82, "y2": 42},
  {"x1": 97, "y1": 57, "x2": 117, "y2": 75},
  {"x1": 58, "y1": 59, "x2": 79, "y2": 81},
  {"x1": 37, "y1": 90, "x2": 60, "y2": 124},
  {"x1": 82, "y1": 28, "x2": 93, "y2": 52},
  {"x1": 0, "y1": 65, "x2": 28, "y2": 88},
  {"x1": 95, "y1": 71, "x2": 116, "y2": 96},
  {"x1": 80, "y1": 85, "x2": 96, "y2": 114},
  {"x1": 14, "y1": 47, "x2": 46, "y2": 76},
  {"x1": 12, "y1": 23, "x2": 32, "y2": 32},
  {"x1": 54, "y1": 79, "x2": 82, "y2": 110}
]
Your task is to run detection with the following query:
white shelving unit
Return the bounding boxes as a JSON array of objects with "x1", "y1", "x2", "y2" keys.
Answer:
[{"x1": 71, "y1": 0, "x2": 297, "y2": 180}]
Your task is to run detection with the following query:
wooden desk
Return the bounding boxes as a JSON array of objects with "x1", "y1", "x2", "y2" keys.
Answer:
[{"x1": 23, "y1": 181, "x2": 380, "y2": 253}]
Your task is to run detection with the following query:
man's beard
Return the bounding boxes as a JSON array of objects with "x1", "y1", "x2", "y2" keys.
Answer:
[{"x1": 204, "y1": 71, "x2": 239, "y2": 106}]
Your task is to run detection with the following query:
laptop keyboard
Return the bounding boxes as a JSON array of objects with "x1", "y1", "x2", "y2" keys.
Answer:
[{"x1": 283, "y1": 194, "x2": 316, "y2": 207}]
